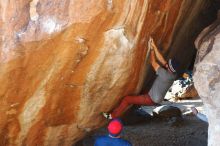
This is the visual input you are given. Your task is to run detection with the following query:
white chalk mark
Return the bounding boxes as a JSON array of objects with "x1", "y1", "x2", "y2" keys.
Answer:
[
  {"x1": 30, "y1": 0, "x2": 39, "y2": 21},
  {"x1": 41, "y1": 18, "x2": 63, "y2": 34},
  {"x1": 107, "y1": 0, "x2": 113, "y2": 10},
  {"x1": 75, "y1": 37, "x2": 86, "y2": 44}
]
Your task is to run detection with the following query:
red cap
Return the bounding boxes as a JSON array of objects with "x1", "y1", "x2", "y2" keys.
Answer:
[{"x1": 108, "y1": 119, "x2": 123, "y2": 136}]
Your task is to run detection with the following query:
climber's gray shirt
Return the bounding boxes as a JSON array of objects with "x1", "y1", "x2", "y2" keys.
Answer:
[{"x1": 149, "y1": 67, "x2": 176, "y2": 103}]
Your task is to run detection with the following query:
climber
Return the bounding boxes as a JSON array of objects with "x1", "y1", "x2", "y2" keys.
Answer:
[
  {"x1": 94, "y1": 118, "x2": 132, "y2": 146},
  {"x1": 191, "y1": 107, "x2": 208, "y2": 123},
  {"x1": 103, "y1": 37, "x2": 179, "y2": 119}
]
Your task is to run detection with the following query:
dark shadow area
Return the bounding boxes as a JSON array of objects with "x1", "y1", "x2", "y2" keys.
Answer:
[{"x1": 141, "y1": 1, "x2": 220, "y2": 93}]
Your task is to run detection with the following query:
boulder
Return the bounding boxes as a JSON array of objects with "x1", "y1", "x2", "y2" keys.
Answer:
[
  {"x1": 194, "y1": 10, "x2": 220, "y2": 146},
  {"x1": 0, "y1": 0, "x2": 216, "y2": 145},
  {"x1": 165, "y1": 72, "x2": 199, "y2": 101}
]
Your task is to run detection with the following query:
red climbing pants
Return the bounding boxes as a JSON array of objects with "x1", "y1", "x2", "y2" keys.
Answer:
[{"x1": 111, "y1": 94, "x2": 155, "y2": 118}]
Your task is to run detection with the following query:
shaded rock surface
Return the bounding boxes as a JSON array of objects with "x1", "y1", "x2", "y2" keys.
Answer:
[
  {"x1": 194, "y1": 10, "x2": 220, "y2": 146},
  {"x1": 0, "y1": 0, "x2": 218, "y2": 145}
]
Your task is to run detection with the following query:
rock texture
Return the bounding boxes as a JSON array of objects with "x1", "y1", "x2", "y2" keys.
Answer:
[
  {"x1": 194, "y1": 11, "x2": 220, "y2": 146},
  {"x1": 0, "y1": 0, "x2": 216, "y2": 145}
]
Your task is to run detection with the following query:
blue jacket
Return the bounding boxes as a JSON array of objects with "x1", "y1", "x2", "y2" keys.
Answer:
[{"x1": 94, "y1": 135, "x2": 132, "y2": 146}]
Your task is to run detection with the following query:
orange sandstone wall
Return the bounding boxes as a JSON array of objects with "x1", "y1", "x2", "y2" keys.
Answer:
[{"x1": 0, "y1": 0, "x2": 212, "y2": 145}]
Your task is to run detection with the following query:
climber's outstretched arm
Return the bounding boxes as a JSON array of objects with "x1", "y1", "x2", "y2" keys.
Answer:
[
  {"x1": 150, "y1": 49, "x2": 160, "y2": 72},
  {"x1": 150, "y1": 37, "x2": 167, "y2": 67}
]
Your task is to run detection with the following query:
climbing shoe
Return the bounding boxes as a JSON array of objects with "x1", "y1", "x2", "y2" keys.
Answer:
[{"x1": 102, "y1": 112, "x2": 112, "y2": 120}]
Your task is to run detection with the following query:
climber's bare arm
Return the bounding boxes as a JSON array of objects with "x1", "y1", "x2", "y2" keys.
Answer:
[
  {"x1": 150, "y1": 49, "x2": 160, "y2": 71},
  {"x1": 150, "y1": 38, "x2": 167, "y2": 66}
]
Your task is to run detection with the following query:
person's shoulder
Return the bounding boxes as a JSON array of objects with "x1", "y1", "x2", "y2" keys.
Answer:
[
  {"x1": 156, "y1": 66, "x2": 168, "y2": 74},
  {"x1": 96, "y1": 135, "x2": 109, "y2": 140},
  {"x1": 120, "y1": 139, "x2": 132, "y2": 146},
  {"x1": 159, "y1": 66, "x2": 167, "y2": 71},
  {"x1": 94, "y1": 135, "x2": 110, "y2": 146}
]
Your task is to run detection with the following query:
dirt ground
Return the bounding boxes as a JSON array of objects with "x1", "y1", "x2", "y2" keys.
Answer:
[
  {"x1": 76, "y1": 99, "x2": 208, "y2": 146},
  {"x1": 77, "y1": 116, "x2": 207, "y2": 146}
]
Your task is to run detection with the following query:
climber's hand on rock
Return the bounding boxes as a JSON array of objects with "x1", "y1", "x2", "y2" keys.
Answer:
[
  {"x1": 148, "y1": 37, "x2": 154, "y2": 50},
  {"x1": 151, "y1": 38, "x2": 157, "y2": 50}
]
